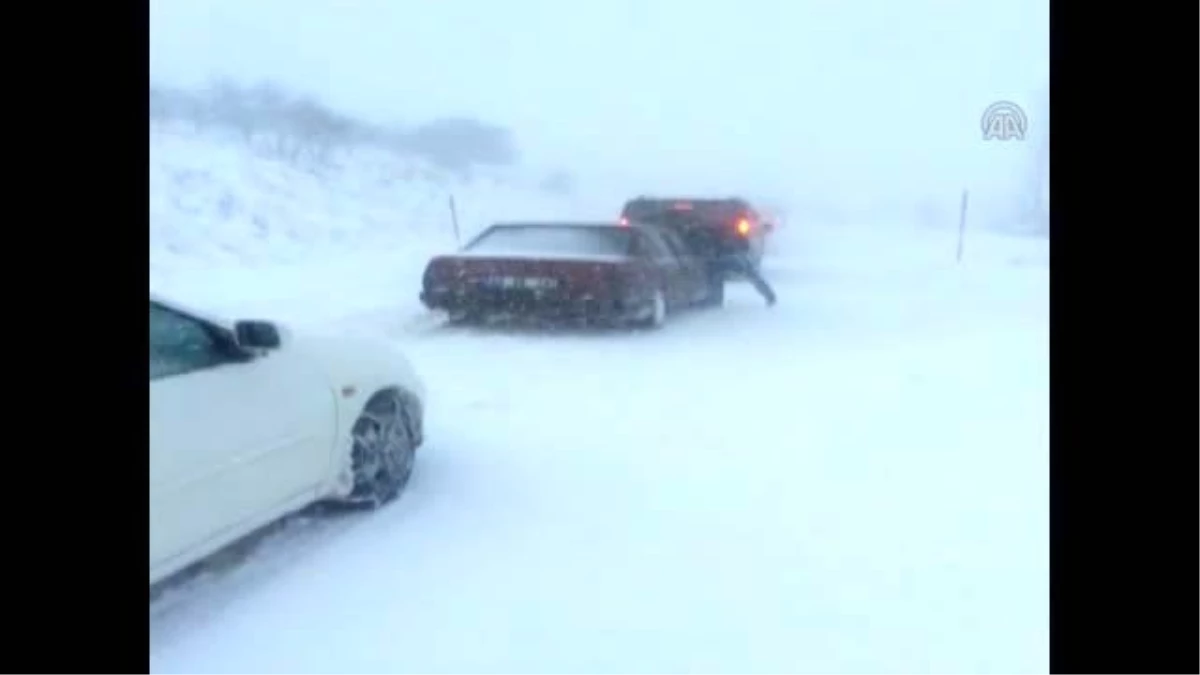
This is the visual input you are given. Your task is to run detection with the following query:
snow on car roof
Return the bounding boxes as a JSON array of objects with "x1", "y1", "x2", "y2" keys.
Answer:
[
  {"x1": 487, "y1": 221, "x2": 625, "y2": 229},
  {"x1": 459, "y1": 222, "x2": 635, "y2": 261}
]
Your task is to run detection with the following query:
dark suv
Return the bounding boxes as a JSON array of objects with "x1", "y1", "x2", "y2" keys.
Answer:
[{"x1": 618, "y1": 197, "x2": 772, "y2": 271}]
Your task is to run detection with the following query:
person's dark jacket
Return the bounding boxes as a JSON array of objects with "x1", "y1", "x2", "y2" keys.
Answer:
[{"x1": 677, "y1": 225, "x2": 776, "y2": 306}]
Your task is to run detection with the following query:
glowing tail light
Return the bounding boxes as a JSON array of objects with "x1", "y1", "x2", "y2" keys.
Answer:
[
  {"x1": 735, "y1": 217, "x2": 752, "y2": 236},
  {"x1": 618, "y1": 217, "x2": 629, "y2": 226}
]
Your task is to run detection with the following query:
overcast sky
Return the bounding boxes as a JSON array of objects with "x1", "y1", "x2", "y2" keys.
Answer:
[{"x1": 150, "y1": 0, "x2": 1048, "y2": 208}]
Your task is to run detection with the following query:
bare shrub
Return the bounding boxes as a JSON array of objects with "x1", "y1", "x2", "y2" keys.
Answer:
[{"x1": 150, "y1": 80, "x2": 522, "y2": 178}]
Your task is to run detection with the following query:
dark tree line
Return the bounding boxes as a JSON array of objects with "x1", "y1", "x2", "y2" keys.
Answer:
[{"x1": 150, "y1": 81, "x2": 524, "y2": 177}]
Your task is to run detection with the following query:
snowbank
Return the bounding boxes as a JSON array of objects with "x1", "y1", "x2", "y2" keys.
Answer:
[{"x1": 149, "y1": 124, "x2": 583, "y2": 324}]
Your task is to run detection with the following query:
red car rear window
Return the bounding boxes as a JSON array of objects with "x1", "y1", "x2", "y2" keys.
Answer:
[{"x1": 466, "y1": 226, "x2": 633, "y2": 257}]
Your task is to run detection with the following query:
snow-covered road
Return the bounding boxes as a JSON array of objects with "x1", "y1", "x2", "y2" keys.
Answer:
[{"x1": 149, "y1": 224, "x2": 1048, "y2": 674}]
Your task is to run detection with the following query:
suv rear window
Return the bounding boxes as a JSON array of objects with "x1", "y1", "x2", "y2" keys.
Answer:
[{"x1": 621, "y1": 199, "x2": 742, "y2": 226}]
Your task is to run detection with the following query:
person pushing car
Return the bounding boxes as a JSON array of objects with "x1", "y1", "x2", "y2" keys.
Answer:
[
  {"x1": 620, "y1": 197, "x2": 777, "y2": 308},
  {"x1": 678, "y1": 222, "x2": 777, "y2": 307}
]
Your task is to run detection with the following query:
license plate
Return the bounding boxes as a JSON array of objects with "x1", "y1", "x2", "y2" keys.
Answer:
[{"x1": 478, "y1": 276, "x2": 558, "y2": 290}]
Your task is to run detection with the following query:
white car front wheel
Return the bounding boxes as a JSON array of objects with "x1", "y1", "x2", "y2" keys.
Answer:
[{"x1": 346, "y1": 390, "x2": 417, "y2": 507}]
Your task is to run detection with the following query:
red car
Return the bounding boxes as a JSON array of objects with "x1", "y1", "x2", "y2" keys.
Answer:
[{"x1": 420, "y1": 222, "x2": 719, "y2": 328}]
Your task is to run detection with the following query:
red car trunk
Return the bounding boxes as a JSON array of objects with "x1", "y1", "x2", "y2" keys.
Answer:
[
  {"x1": 420, "y1": 253, "x2": 639, "y2": 321},
  {"x1": 425, "y1": 255, "x2": 623, "y2": 295}
]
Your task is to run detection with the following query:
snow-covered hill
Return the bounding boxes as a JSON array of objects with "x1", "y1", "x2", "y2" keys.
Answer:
[{"x1": 150, "y1": 124, "x2": 593, "y2": 323}]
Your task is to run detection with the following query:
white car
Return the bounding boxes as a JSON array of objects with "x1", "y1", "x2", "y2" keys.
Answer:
[{"x1": 150, "y1": 294, "x2": 426, "y2": 586}]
